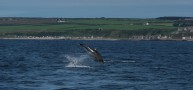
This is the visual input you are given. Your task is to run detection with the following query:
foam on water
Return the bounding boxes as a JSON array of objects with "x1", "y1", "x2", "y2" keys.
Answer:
[
  {"x1": 105, "y1": 60, "x2": 136, "y2": 63},
  {"x1": 64, "y1": 54, "x2": 92, "y2": 68},
  {"x1": 121, "y1": 60, "x2": 136, "y2": 63}
]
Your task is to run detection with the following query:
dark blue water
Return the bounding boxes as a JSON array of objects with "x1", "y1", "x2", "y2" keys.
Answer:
[{"x1": 0, "y1": 40, "x2": 193, "y2": 90}]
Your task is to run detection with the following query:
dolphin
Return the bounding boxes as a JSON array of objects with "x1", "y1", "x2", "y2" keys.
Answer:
[{"x1": 80, "y1": 43, "x2": 104, "y2": 63}]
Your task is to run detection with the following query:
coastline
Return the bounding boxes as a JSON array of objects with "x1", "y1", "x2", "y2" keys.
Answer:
[
  {"x1": 1, "y1": 37, "x2": 193, "y2": 41},
  {"x1": 0, "y1": 37, "x2": 119, "y2": 41}
]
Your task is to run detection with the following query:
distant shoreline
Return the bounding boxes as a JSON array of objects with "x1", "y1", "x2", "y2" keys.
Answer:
[
  {"x1": 0, "y1": 37, "x2": 118, "y2": 41},
  {"x1": 1, "y1": 17, "x2": 193, "y2": 41},
  {"x1": 1, "y1": 37, "x2": 192, "y2": 41}
]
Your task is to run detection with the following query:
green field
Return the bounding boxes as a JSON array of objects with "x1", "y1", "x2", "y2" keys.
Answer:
[{"x1": 0, "y1": 18, "x2": 178, "y2": 38}]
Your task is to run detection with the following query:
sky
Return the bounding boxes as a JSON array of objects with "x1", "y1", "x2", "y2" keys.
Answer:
[{"x1": 0, "y1": 0, "x2": 193, "y2": 18}]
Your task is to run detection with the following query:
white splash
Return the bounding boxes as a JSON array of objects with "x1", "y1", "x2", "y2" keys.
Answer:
[{"x1": 64, "y1": 54, "x2": 91, "y2": 68}]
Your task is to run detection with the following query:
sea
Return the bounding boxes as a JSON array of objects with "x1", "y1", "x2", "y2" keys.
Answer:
[{"x1": 0, "y1": 39, "x2": 193, "y2": 90}]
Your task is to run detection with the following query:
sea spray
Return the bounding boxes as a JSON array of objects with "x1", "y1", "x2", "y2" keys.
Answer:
[{"x1": 64, "y1": 54, "x2": 92, "y2": 68}]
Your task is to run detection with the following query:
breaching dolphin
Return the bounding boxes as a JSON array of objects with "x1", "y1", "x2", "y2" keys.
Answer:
[{"x1": 80, "y1": 44, "x2": 104, "y2": 63}]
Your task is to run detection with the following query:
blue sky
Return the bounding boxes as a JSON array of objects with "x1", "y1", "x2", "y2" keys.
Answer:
[{"x1": 0, "y1": 0, "x2": 193, "y2": 18}]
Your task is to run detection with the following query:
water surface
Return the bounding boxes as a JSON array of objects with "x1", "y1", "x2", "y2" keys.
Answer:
[{"x1": 0, "y1": 40, "x2": 193, "y2": 90}]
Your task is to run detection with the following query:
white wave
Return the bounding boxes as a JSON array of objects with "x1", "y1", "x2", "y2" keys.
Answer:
[
  {"x1": 65, "y1": 64, "x2": 91, "y2": 68},
  {"x1": 121, "y1": 60, "x2": 136, "y2": 63},
  {"x1": 105, "y1": 60, "x2": 136, "y2": 63},
  {"x1": 64, "y1": 54, "x2": 92, "y2": 68}
]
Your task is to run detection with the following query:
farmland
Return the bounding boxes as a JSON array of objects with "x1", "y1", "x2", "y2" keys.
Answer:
[{"x1": 0, "y1": 17, "x2": 192, "y2": 40}]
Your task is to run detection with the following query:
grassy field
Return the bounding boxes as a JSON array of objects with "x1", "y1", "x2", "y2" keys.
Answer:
[{"x1": 0, "y1": 18, "x2": 178, "y2": 38}]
